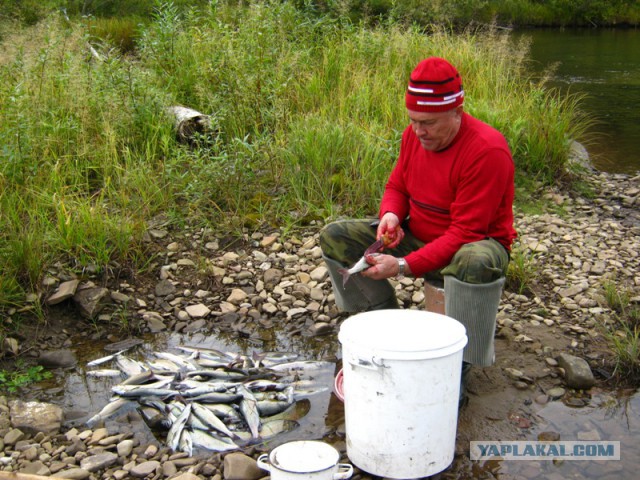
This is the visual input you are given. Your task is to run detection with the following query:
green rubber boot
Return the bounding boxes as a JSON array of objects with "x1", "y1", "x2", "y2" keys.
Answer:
[
  {"x1": 323, "y1": 255, "x2": 399, "y2": 312},
  {"x1": 444, "y1": 276, "x2": 505, "y2": 367}
]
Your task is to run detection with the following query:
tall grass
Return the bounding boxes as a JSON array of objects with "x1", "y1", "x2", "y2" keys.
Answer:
[
  {"x1": 601, "y1": 280, "x2": 640, "y2": 382},
  {"x1": 0, "y1": 2, "x2": 592, "y2": 315}
]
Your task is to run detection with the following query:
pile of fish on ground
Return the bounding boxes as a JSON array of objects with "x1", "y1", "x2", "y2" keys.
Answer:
[{"x1": 85, "y1": 346, "x2": 331, "y2": 456}]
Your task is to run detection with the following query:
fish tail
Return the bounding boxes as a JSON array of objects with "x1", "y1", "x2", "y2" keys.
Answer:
[{"x1": 337, "y1": 268, "x2": 351, "y2": 288}]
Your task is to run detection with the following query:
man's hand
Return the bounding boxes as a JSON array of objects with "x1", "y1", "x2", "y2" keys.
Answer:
[
  {"x1": 377, "y1": 212, "x2": 404, "y2": 249},
  {"x1": 360, "y1": 254, "x2": 411, "y2": 280}
]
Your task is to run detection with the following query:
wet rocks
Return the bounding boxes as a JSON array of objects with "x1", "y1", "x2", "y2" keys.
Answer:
[
  {"x1": 8, "y1": 400, "x2": 63, "y2": 435},
  {"x1": 223, "y1": 452, "x2": 265, "y2": 480},
  {"x1": 556, "y1": 353, "x2": 596, "y2": 389},
  {"x1": 3, "y1": 169, "x2": 638, "y2": 478}
]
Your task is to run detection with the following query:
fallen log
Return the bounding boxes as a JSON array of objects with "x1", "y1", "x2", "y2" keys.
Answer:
[
  {"x1": 166, "y1": 106, "x2": 215, "y2": 145},
  {"x1": 0, "y1": 472, "x2": 65, "y2": 480}
]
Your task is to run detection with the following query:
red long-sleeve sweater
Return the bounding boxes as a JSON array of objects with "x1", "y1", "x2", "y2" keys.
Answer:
[{"x1": 379, "y1": 113, "x2": 517, "y2": 278}]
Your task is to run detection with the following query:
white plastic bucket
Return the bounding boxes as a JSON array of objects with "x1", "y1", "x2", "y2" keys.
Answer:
[
  {"x1": 257, "y1": 440, "x2": 353, "y2": 480},
  {"x1": 338, "y1": 310, "x2": 467, "y2": 479}
]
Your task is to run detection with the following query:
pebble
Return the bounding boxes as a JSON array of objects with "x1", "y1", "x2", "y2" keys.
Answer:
[
  {"x1": 5, "y1": 171, "x2": 639, "y2": 479},
  {"x1": 547, "y1": 387, "x2": 567, "y2": 400}
]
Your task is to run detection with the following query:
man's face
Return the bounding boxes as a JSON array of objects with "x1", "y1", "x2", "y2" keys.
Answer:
[{"x1": 408, "y1": 106, "x2": 463, "y2": 152}]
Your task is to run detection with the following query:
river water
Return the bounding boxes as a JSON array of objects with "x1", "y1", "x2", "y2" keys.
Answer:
[{"x1": 513, "y1": 28, "x2": 640, "y2": 174}]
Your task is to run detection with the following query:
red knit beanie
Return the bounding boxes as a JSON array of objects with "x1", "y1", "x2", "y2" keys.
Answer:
[{"x1": 405, "y1": 57, "x2": 464, "y2": 112}]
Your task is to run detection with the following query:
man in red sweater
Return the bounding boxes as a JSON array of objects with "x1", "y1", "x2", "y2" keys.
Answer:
[{"x1": 320, "y1": 57, "x2": 516, "y2": 376}]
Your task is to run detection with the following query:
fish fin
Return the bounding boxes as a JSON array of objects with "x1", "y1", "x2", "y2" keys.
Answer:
[{"x1": 337, "y1": 268, "x2": 351, "y2": 288}]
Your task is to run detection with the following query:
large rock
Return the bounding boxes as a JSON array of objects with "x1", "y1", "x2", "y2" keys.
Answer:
[
  {"x1": 9, "y1": 400, "x2": 63, "y2": 434},
  {"x1": 38, "y1": 349, "x2": 77, "y2": 368},
  {"x1": 46, "y1": 279, "x2": 81, "y2": 306},
  {"x1": 73, "y1": 286, "x2": 111, "y2": 319},
  {"x1": 556, "y1": 353, "x2": 595, "y2": 390},
  {"x1": 223, "y1": 452, "x2": 265, "y2": 480}
]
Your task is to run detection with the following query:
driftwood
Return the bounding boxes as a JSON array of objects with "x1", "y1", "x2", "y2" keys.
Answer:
[
  {"x1": 166, "y1": 106, "x2": 215, "y2": 145},
  {"x1": 0, "y1": 472, "x2": 65, "y2": 480}
]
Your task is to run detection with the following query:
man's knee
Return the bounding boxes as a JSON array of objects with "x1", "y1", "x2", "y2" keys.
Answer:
[
  {"x1": 446, "y1": 241, "x2": 507, "y2": 283},
  {"x1": 319, "y1": 219, "x2": 377, "y2": 262}
]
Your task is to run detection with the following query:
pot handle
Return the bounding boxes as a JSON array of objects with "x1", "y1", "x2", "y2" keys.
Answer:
[
  {"x1": 256, "y1": 453, "x2": 271, "y2": 472},
  {"x1": 333, "y1": 463, "x2": 354, "y2": 479}
]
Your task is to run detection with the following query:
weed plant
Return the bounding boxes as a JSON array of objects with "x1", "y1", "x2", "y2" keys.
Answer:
[
  {"x1": 601, "y1": 280, "x2": 640, "y2": 382},
  {"x1": 0, "y1": 2, "x2": 593, "y2": 315}
]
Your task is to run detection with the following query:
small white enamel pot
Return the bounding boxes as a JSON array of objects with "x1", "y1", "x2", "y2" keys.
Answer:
[{"x1": 257, "y1": 440, "x2": 353, "y2": 480}]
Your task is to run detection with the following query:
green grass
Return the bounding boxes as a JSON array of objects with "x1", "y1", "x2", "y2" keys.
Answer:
[
  {"x1": 601, "y1": 280, "x2": 640, "y2": 382},
  {"x1": 0, "y1": 2, "x2": 596, "y2": 320},
  {"x1": 506, "y1": 244, "x2": 538, "y2": 296}
]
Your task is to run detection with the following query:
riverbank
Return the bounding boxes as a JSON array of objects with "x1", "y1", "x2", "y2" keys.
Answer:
[{"x1": 1, "y1": 169, "x2": 639, "y2": 479}]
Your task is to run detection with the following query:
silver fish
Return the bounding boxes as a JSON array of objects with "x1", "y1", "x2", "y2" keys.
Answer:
[
  {"x1": 236, "y1": 384, "x2": 261, "y2": 439},
  {"x1": 184, "y1": 368, "x2": 247, "y2": 381},
  {"x1": 262, "y1": 399, "x2": 311, "y2": 423},
  {"x1": 86, "y1": 397, "x2": 131, "y2": 427},
  {"x1": 112, "y1": 386, "x2": 178, "y2": 398},
  {"x1": 191, "y1": 402, "x2": 237, "y2": 438},
  {"x1": 201, "y1": 403, "x2": 241, "y2": 422},
  {"x1": 269, "y1": 360, "x2": 334, "y2": 373},
  {"x1": 190, "y1": 429, "x2": 238, "y2": 452},
  {"x1": 256, "y1": 400, "x2": 292, "y2": 417},
  {"x1": 153, "y1": 351, "x2": 198, "y2": 371},
  {"x1": 337, "y1": 236, "x2": 388, "y2": 286},
  {"x1": 86, "y1": 349, "x2": 127, "y2": 367},
  {"x1": 86, "y1": 369, "x2": 122, "y2": 377},
  {"x1": 115, "y1": 355, "x2": 147, "y2": 376},
  {"x1": 337, "y1": 253, "x2": 381, "y2": 287},
  {"x1": 120, "y1": 370, "x2": 157, "y2": 386},
  {"x1": 167, "y1": 403, "x2": 192, "y2": 452},
  {"x1": 179, "y1": 429, "x2": 193, "y2": 456},
  {"x1": 187, "y1": 391, "x2": 243, "y2": 404}
]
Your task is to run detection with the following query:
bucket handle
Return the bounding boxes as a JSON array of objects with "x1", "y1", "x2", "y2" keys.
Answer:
[
  {"x1": 347, "y1": 355, "x2": 387, "y2": 371},
  {"x1": 334, "y1": 463, "x2": 354, "y2": 479},
  {"x1": 256, "y1": 453, "x2": 271, "y2": 473}
]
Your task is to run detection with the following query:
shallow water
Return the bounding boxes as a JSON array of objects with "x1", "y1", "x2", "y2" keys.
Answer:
[
  {"x1": 27, "y1": 320, "x2": 639, "y2": 479},
  {"x1": 473, "y1": 390, "x2": 639, "y2": 480}
]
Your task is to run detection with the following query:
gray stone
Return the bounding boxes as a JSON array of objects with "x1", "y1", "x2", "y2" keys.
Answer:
[
  {"x1": 556, "y1": 353, "x2": 595, "y2": 389},
  {"x1": 38, "y1": 349, "x2": 77, "y2": 369},
  {"x1": 155, "y1": 279, "x2": 177, "y2": 297},
  {"x1": 263, "y1": 268, "x2": 283, "y2": 288},
  {"x1": 227, "y1": 288, "x2": 248, "y2": 305},
  {"x1": 73, "y1": 287, "x2": 111, "y2": 319},
  {"x1": 547, "y1": 387, "x2": 566, "y2": 400},
  {"x1": 310, "y1": 322, "x2": 333, "y2": 336},
  {"x1": 172, "y1": 473, "x2": 201, "y2": 480},
  {"x1": 4, "y1": 428, "x2": 25, "y2": 445},
  {"x1": 183, "y1": 318, "x2": 207, "y2": 332},
  {"x1": 45, "y1": 279, "x2": 80, "y2": 306},
  {"x1": 56, "y1": 468, "x2": 92, "y2": 479},
  {"x1": 79, "y1": 451, "x2": 118, "y2": 472},
  {"x1": 9, "y1": 400, "x2": 63, "y2": 434},
  {"x1": 185, "y1": 303, "x2": 211, "y2": 318},
  {"x1": 130, "y1": 460, "x2": 160, "y2": 477},
  {"x1": 223, "y1": 452, "x2": 264, "y2": 480},
  {"x1": 116, "y1": 439, "x2": 134, "y2": 457},
  {"x1": 310, "y1": 266, "x2": 328, "y2": 282}
]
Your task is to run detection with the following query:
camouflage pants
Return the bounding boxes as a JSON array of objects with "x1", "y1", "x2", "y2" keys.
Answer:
[{"x1": 319, "y1": 218, "x2": 509, "y2": 286}]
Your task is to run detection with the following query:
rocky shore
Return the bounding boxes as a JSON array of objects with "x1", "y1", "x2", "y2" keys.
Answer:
[{"x1": 1, "y1": 170, "x2": 638, "y2": 480}]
